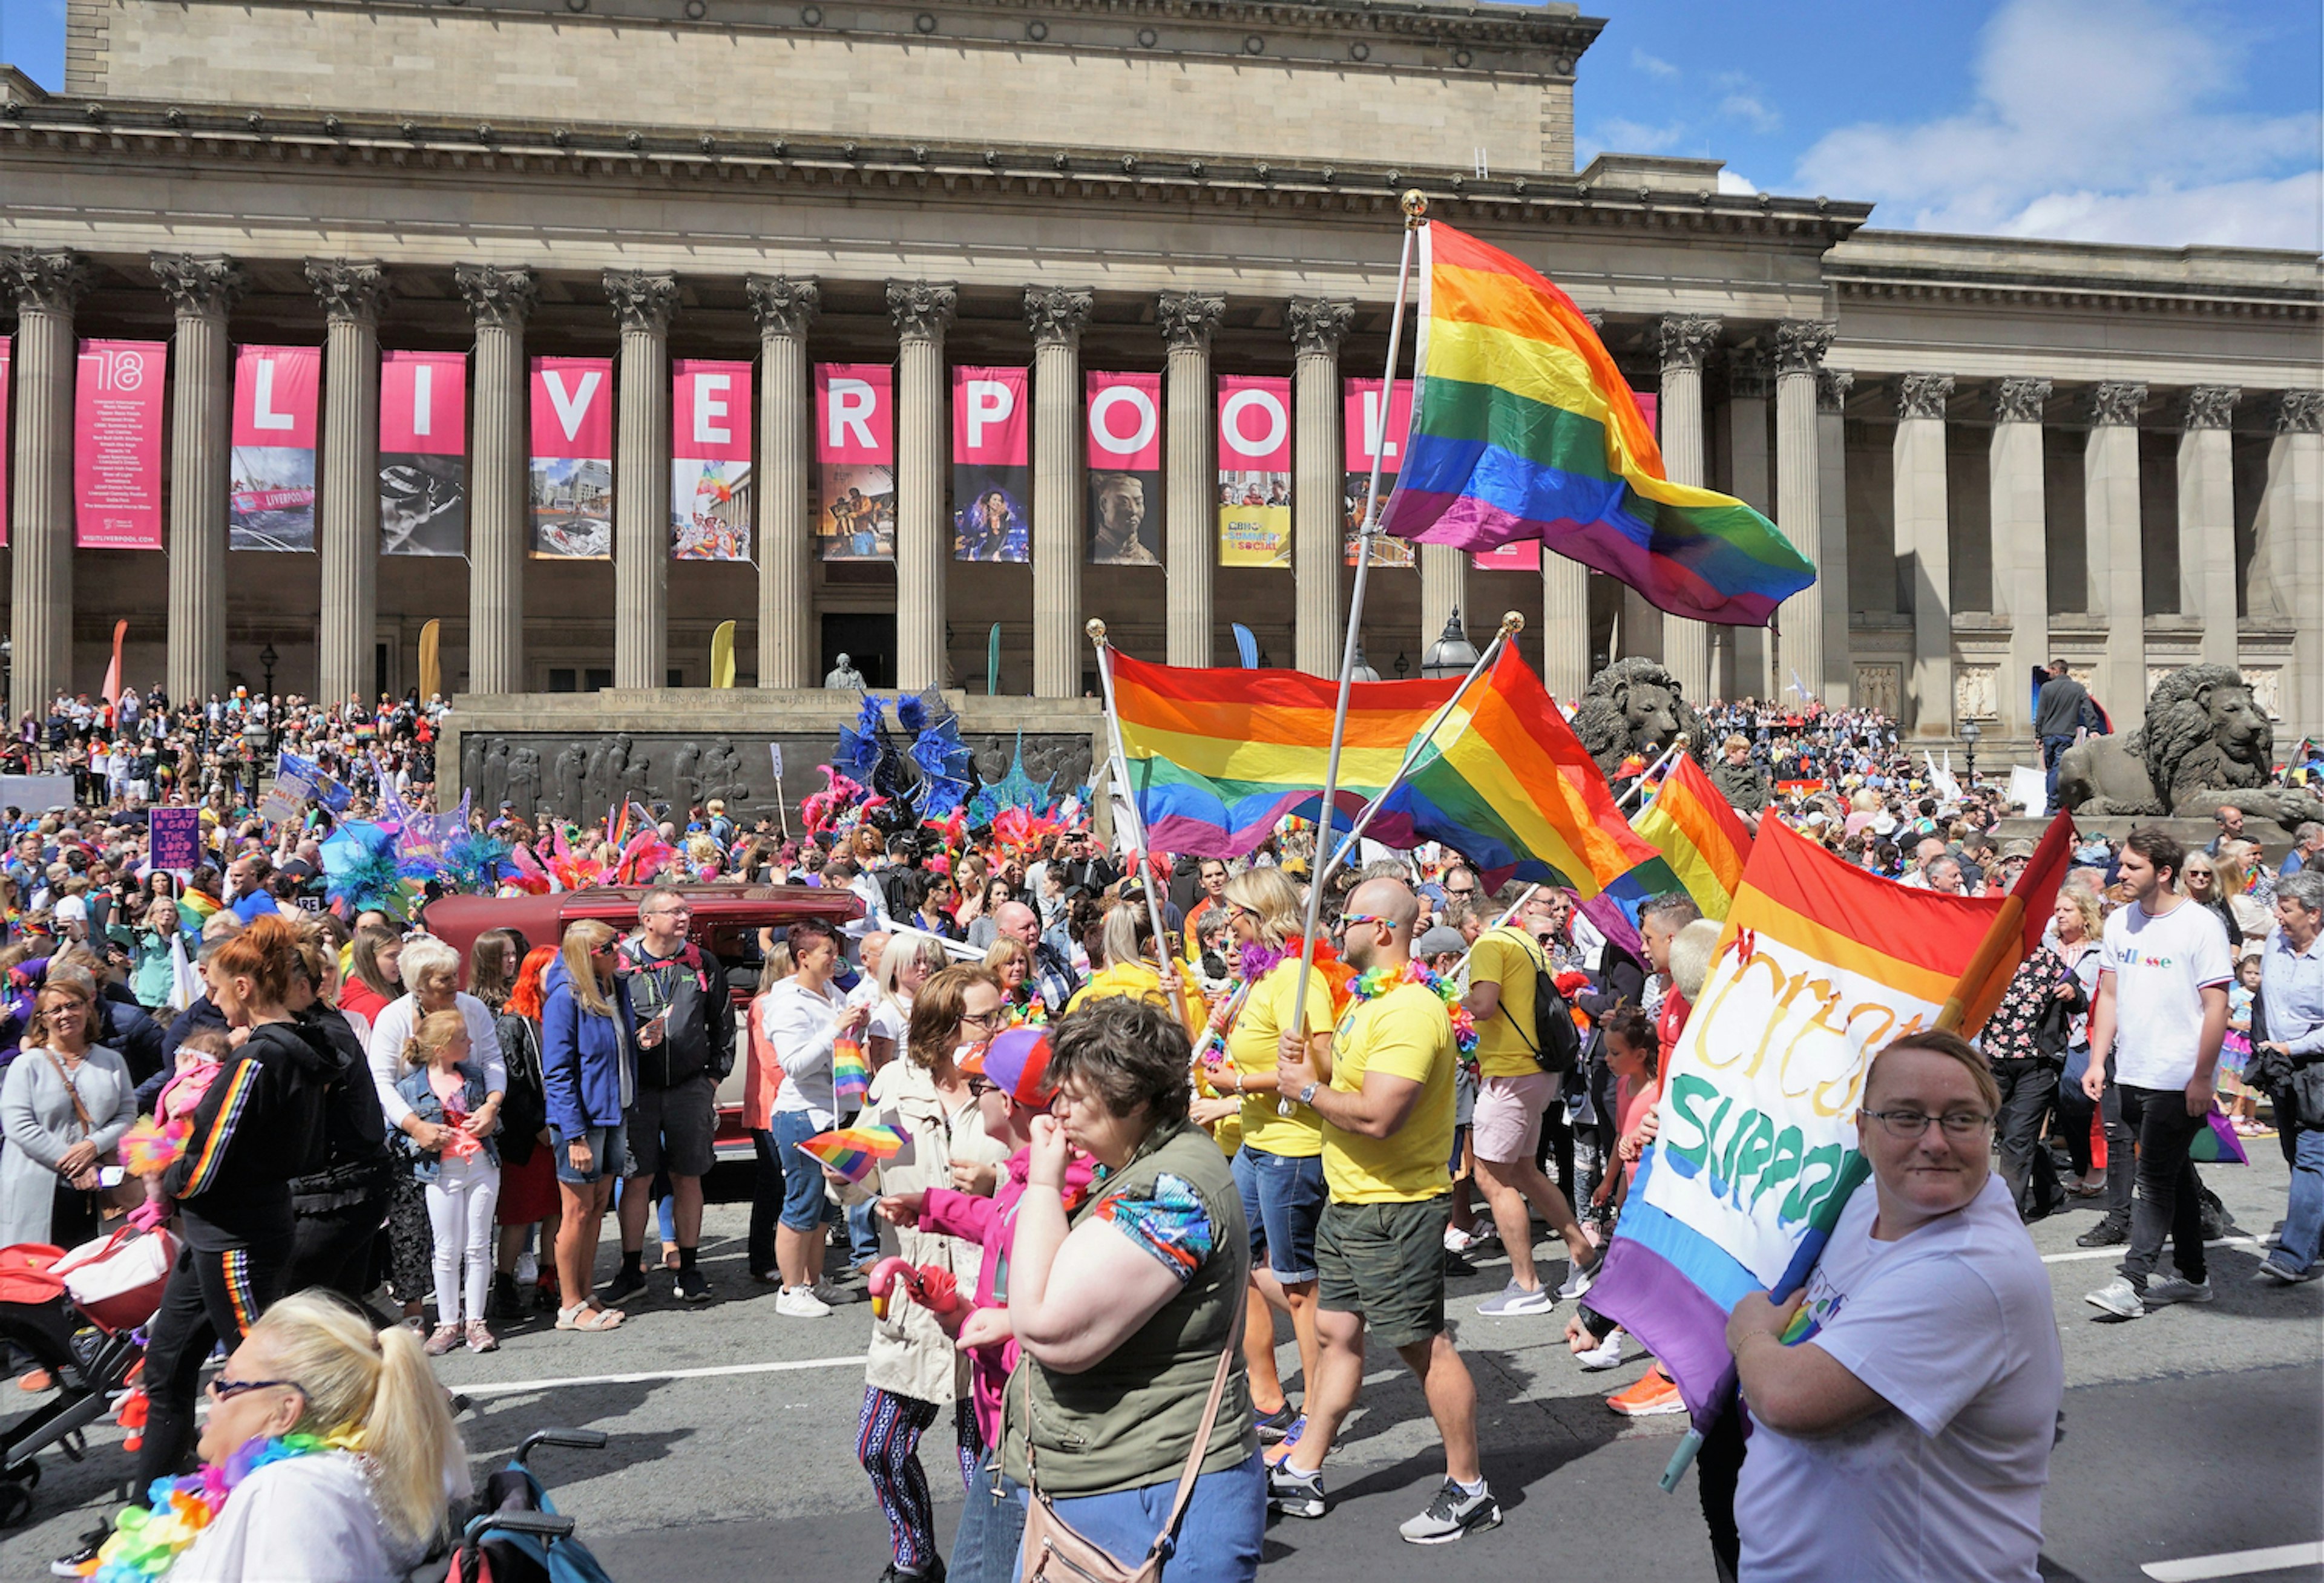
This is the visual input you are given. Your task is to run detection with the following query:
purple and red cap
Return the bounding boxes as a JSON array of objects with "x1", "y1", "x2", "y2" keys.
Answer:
[{"x1": 959, "y1": 1026, "x2": 1055, "y2": 1107}]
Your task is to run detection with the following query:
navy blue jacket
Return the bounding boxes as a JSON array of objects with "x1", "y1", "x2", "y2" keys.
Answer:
[{"x1": 540, "y1": 955, "x2": 636, "y2": 1136}]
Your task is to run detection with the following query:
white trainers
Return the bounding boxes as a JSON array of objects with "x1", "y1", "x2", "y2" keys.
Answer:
[
  {"x1": 1574, "y1": 1328, "x2": 1627, "y2": 1371},
  {"x1": 2144, "y1": 1276, "x2": 2214, "y2": 1306},
  {"x1": 1476, "y1": 1280, "x2": 1554, "y2": 1317},
  {"x1": 2084, "y1": 1277, "x2": 2144, "y2": 1319},
  {"x1": 775, "y1": 1285, "x2": 832, "y2": 1318},
  {"x1": 1443, "y1": 1226, "x2": 1476, "y2": 1254}
]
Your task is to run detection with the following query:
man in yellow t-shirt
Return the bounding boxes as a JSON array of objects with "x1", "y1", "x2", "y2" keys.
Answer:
[
  {"x1": 1464, "y1": 909, "x2": 1596, "y2": 1318},
  {"x1": 1272, "y1": 877, "x2": 1498, "y2": 1544}
]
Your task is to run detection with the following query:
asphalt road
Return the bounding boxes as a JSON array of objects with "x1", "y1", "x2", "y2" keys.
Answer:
[{"x1": 7, "y1": 1150, "x2": 2320, "y2": 1582}]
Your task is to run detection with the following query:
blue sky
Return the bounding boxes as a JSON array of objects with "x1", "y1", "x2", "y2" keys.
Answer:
[{"x1": 3, "y1": 0, "x2": 2317, "y2": 248}]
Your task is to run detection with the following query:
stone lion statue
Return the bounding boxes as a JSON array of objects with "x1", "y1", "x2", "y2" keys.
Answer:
[
  {"x1": 2054, "y1": 664, "x2": 2324, "y2": 827},
  {"x1": 1571, "y1": 658, "x2": 1707, "y2": 781}
]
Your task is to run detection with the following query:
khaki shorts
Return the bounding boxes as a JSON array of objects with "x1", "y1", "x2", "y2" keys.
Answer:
[
  {"x1": 1316, "y1": 1195, "x2": 1451, "y2": 1349},
  {"x1": 1471, "y1": 1070, "x2": 1558, "y2": 1165}
]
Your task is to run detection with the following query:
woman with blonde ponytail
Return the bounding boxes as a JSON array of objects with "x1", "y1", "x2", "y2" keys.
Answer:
[{"x1": 91, "y1": 1289, "x2": 466, "y2": 1582}]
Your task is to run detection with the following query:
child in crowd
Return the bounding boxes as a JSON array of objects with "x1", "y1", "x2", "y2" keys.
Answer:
[
  {"x1": 2222, "y1": 952, "x2": 2265, "y2": 1136},
  {"x1": 395, "y1": 1008, "x2": 504, "y2": 1355},
  {"x1": 120, "y1": 1027, "x2": 231, "y2": 1215}
]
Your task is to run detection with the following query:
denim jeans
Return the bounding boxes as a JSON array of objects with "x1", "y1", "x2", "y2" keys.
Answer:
[
  {"x1": 2119, "y1": 1083, "x2": 2210, "y2": 1288},
  {"x1": 950, "y1": 1447, "x2": 1026, "y2": 1583},
  {"x1": 2268, "y1": 1127, "x2": 2324, "y2": 1277},
  {"x1": 1013, "y1": 1452, "x2": 1264, "y2": 1583},
  {"x1": 2058, "y1": 1046, "x2": 2133, "y2": 1216},
  {"x1": 1230, "y1": 1145, "x2": 1327, "y2": 1283}
]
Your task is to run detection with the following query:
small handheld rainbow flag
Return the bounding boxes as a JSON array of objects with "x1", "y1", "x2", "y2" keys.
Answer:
[
  {"x1": 796, "y1": 1124, "x2": 904, "y2": 1184},
  {"x1": 833, "y1": 1037, "x2": 871, "y2": 1105},
  {"x1": 176, "y1": 891, "x2": 220, "y2": 934}
]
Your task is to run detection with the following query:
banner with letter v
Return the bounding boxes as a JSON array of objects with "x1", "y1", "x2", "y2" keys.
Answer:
[{"x1": 1587, "y1": 812, "x2": 2072, "y2": 1429}]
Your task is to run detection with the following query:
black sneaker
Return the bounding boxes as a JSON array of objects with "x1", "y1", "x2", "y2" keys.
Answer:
[
  {"x1": 1397, "y1": 1477, "x2": 1503, "y2": 1545},
  {"x1": 1255, "y1": 1402, "x2": 1300, "y2": 1444},
  {"x1": 2075, "y1": 1216, "x2": 2130, "y2": 1249},
  {"x1": 51, "y1": 1526, "x2": 108, "y2": 1577},
  {"x1": 492, "y1": 1273, "x2": 523, "y2": 1319},
  {"x1": 1266, "y1": 1460, "x2": 1327, "y2": 1519},
  {"x1": 672, "y1": 1268, "x2": 714, "y2": 1304},
  {"x1": 601, "y1": 1266, "x2": 649, "y2": 1306}
]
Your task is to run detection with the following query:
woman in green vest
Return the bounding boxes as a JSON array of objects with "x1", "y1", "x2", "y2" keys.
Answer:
[{"x1": 1003, "y1": 997, "x2": 1263, "y2": 1580}]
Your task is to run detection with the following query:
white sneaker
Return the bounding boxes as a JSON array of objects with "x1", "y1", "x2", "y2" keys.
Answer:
[
  {"x1": 1575, "y1": 1328, "x2": 1627, "y2": 1371},
  {"x1": 2144, "y1": 1276, "x2": 2214, "y2": 1307},
  {"x1": 1476, "y1": 1280, "x2": 1554, "y2": 1317},
  {"x1": 2084, "y1": 1277, "x2": 2144, "y2": 1319},
  {"x1": 1443, "y1": 1226, "x2": 1475, "y2": 1254},
  {"x1": 775, "y1": 1285, "x2": 832, "y2": 1318}
]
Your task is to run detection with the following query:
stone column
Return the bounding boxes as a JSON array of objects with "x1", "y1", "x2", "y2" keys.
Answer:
[
  {"x1": 1722, "y1": 350, "x2": 1773, "y2": 700},
  {"x1": 1160, "y1": 292, "x2": 1224, "y2": 670},
  {"x1": 1989, "y1": 378, "x2": 2052, "y2": 743},
  {"x1": 2253, "y1": 392, "x2": 2323, "y2": 736},
  {"x1": 151, "y1": 254, "x2": 245, "y2": 706},
  {"x1": 1773, "y1": 323, "x2": 1830, "y2": 709},
  {"x1": 2086, "y1": 382, "x2": 2147, "y2": 732},
  {"x1": 1538, "y1": 552, "x2": 1589, "y2": 700},
  {"x1": 1816, "y1": 369, "x2": 1853, "y2": 706},
  {"x1": 1028, "y1": 286, "x2": 1092, "y2": 696},
  {"x1": 1421, "y1": 546, "x2": 1467, "y2": 658},
  {"x1": 455, "y1": 264, "x2": 537, "y2": 696},
  {"x1": 888, "y1": 281, "x2": 956, "y2": 691},
  {"x1": 2177, "y1": 386, "x2": 2239, "y2": 667},
  {"x1": 746, "y1": 276, "x2": 818, "y2": 689},
  {"x1": 2, "y1": 251, "x2": 90, "y2": 718},
  {"x1": 307, "y1": 260, "x2": 390, "y2": 710},
  {"x1": 1290, "y1": 298, "x2": 1353, "y2": 677},
  {"x1": 1893, "y1": 374, "x2": 1954, "y2": 738},
  {"x1": 605, "y1": 271, "x2": 678, "y2": 691},
  {"x1": 1656, "y1": 313, "x2": 1719, "y2": 702}
]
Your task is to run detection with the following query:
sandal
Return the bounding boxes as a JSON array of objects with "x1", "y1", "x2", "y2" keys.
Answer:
[{"x1": 555, "y1": 1302, "x2": 624, "y2": 1332}]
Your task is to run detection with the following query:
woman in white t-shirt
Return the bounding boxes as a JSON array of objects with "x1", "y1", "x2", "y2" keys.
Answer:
[{"x1": 1724, "y1": 1029, "x2": 2064, "y2": 1583}]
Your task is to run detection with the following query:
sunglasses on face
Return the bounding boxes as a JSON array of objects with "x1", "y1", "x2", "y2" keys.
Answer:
[{"x1": 207, "y1": 1375, "x2": 302, "y2": 1404}]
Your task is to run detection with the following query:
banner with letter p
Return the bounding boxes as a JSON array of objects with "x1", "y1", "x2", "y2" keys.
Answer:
[{"x1": 953, "y1": 365, "x2": 1029, "y2": 563}]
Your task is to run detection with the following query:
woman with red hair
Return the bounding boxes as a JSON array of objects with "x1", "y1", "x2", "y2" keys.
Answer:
[{"x1": 493, "y1": 943, "x2": 565, "y2": 1316}]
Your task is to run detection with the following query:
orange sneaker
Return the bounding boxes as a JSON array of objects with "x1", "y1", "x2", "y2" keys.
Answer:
[{"x1": 1606, "y1": 1362, "x2": 1686, "y2": 1417}]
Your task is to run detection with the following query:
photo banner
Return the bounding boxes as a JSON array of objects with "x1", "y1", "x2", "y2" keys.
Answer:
[
  {"x1": 1217, "y1": 375, "x2": 1292, "y2": 568},
  {"x1": 952, "y1": 365, "x2": 1031, "y2": 562},
  {"x1": 530, "y1": 356, "x2": 613, "y2": 558},
  {"x1": 672, "y1": 359, "x2": 754, "y2": 562},
  {"x1": 379, "y1": 350, "x2": 467, "y2": 557},
  {"x1": 1086, "y1": 370, "x2": 1162, "y2": 567},
  {"x1": 0, "y1": 336, "x2": 10, "y2": 548},
  {"x1": 816, "y1": 363, "x2": 894, "y2": 561},
  {"x1": 74, "y1": 340, "x2": 168, "y2": 551},
  {"x1": 228, "y1": 345, "x2": 320, "y2": 552},
  {"x1": 1344, "y1": 378, "x2": 1414, "y2": 569}
]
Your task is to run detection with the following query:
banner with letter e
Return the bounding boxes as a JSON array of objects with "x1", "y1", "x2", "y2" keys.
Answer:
[{"x1": 1587, "y1": 813, "x2": 2072, "y2": 1429}]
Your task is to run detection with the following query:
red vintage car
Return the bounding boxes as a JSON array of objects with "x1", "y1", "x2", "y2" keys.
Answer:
[{"x1": 422, "y1": 883, "x2": 864, "y2": 1160}]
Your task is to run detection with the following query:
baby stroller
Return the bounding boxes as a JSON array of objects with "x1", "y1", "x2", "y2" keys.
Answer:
[{"x1": 0, "y1": 1228, "x2": 175, "y2": 1529}]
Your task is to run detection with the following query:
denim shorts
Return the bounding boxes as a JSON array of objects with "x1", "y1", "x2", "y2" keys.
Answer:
[
  {"x1": 550, "y1": 1121, "x2": 628, "y2": 1186},
  {"x1": 1231, "y1": 1145, "x2": 1325, "y2": 1284},
  {"x1": 771, "y1": 1110, "x2": 833, "y2": 1233}
]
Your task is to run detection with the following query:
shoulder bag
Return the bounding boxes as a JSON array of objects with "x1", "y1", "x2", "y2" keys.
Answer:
[{"x1": 36, "y1": 1046, "x2": 142, "y2": 1217}]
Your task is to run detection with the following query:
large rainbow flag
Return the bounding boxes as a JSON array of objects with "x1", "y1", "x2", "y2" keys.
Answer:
[
  {"x1": 1109, "y1": 646, "x2": 1653, "y2": 896},
  {"x1": 1575, "y1": 751, "x2": 1754, "y2": 959},
  {"x1": 1585, "y1": 813, "x2": 2072, "y2": 1429},
  {"x1": 1378, "y1": 221, "x2": 1814, "y2": 626}
]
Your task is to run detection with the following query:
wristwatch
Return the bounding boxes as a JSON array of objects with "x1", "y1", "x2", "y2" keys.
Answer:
[{"x1": 1298, "y1": 1081, "x2": 1319, "y2": 1107}]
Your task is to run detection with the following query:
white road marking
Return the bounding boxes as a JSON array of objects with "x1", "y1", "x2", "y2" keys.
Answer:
[
  {"x1": 2140, "y1": 1540, "x2": 2324, "y2": 1580},
  {"x1": 459, "y1": 1354, "x2": 870, "y2": 1398},
  {"x1": 2042, "y1": 1235, "x2": 2260, "y2": 1266}
]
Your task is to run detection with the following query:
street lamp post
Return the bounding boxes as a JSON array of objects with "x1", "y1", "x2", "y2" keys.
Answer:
[
  {"x1": 1350, "y1": 644, "x2": 1380, "y2": 685},
  {"x1": 1960, "y1": 719, "x2": 1981, "y2": 788},
  {"x1": 1422, "y1": 607, "x2": 1478, "y2": 681}
]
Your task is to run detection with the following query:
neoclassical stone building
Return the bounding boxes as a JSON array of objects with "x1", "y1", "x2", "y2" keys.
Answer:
[{"x1": 2, "y1": 0, "x2": 2319, "y2": 753}]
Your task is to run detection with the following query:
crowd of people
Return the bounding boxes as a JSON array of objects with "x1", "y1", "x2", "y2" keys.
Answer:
[{"x1": 0, "y1": 684, "x2": 2320, "y2": 1582}]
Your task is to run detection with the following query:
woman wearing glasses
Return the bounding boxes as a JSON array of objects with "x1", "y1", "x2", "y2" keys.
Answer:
[
  {"x1": 834, "y1": 963, "x2": 1014, "y2": 1583},
  {"x1": 1724, "y1": 1030, "x2": 2064, "y2": 1583}
]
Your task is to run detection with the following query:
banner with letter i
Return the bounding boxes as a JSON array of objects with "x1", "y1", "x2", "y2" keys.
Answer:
[
  {"x1": 952, "y1": 365, "x2": 1030, "y2": 562},
  {"x1": 815, "y1": 364, "x2": 895, "y2": 562},
  {"x1": 530, "y1": 356, "x2": 614, "y2": 557},
  {"x1": 1344, "y1": 377, "x2": 1414, "y2": 568},
  {"x1": 75, "y1": 340, "x2": 169, "y2": 551},
  {"x1": 1217, "y1": 375, "x2": 1292, "y2": 568},
  {"x1": 1086, "y1": 370, "x2": 1161, "y2": 567},
  {"x1": 673, "y1": 359, "x2": 753, "y2": 561},
  {"x1": 380, "y1": 350, "x2": 467, "y2": 556}
]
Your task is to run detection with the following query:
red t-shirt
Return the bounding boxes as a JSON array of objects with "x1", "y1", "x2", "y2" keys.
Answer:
[{"x1": 1656, "y1": 988, "x2": 1692, "y2": 1072}]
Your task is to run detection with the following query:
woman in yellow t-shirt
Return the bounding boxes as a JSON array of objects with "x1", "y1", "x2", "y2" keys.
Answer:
[{"x1": 1210, "y1": 867, "x2": 1344, "y2": 1452}]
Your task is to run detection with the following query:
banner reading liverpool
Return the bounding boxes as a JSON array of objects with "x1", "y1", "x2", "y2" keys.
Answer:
[
  {"x1": 1344, "y1": 378, "x2": 1414, "y2": 569},
  {"x1": 379, "y1": 350, "x2": 467, "y2": 557},
  {"x1": 816, "y1": 364, "x2": 894, "y2": 561},
  {"x1": 1586, "y1": 814, "x2": 2071, "y2": 1426},
  {"x1": 952, "y1": 366, "x2": 1029, "y2": 562},
  {"x1": 226, "y1": 346, "x2": 319, "y2": 552},
  {"x1": 1217, "y1": 375, "x2": 1292, "y2": 568},
  {"x1": 530, "y1": 356, "x2": 613, "y2": 558},
  {"x1": 672, "y1": 359, "x2": 753, "y2": 561},
  {"x1": 73, "y1": 341, "x2": 167, "y2": 551},
  {"x1": 1086, "y1": 371, "x2": 1161, "y2": 566}
]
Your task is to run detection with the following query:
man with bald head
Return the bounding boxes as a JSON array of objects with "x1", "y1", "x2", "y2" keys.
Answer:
[
  {"x1": 1272, "y1": 878, "x2": 1499, "y2": 1544},
  {"x1": 994, "y1": 899, "x2": 1078, "y2": 1014}
]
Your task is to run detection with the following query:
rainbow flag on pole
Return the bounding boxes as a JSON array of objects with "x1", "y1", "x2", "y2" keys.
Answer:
[
  {"x1": 1586, "y1": 814, "x2": 2072, "y2": 1428},
  {"x1": 795, "y1": 1124, "x2": 905, "y2": 1185},
  {"x1": 1630, "y1": 753, "x2": 1753, "y2": 921},
  {"x1": 832, "y1": 1037, "x2": 872, "y2": 1106},
  {"x1": 1109, "y1": 646, "x2": 1653, "y2": 896},
  {"x1": 1379, "y1": 221, "x2": 1813, "y2": 626}
]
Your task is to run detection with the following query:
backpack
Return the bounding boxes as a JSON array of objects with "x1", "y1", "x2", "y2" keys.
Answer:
[{"x1": 1485, "y1": 927, "x2": 1582, "y2": 1076}]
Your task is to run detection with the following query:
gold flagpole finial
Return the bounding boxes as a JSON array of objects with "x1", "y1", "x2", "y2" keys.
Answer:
[
  {"x1": 1085, "y1": 618, "x2": 1108, "y2": 644},
  {"x1": 1498, "y1": 611, "x2": 1526, "y2": 637},
  {"x1": 1401, "y1": 189, "x2": 1429, "y2": 226}
]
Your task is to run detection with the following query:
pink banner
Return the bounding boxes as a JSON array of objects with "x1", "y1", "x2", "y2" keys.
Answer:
[
  {"x1": 74, "y1": 339, "x2": 166, "y2": 551},
  {"x1": 1218, "y1": 375, "x2": 1292, "y2": 569},
  {"x1": 1344, "y1": 378, "x2": 1414, "y2": 569},
  {"x1": 232, "y1": 345, "x2": 319, "y2": 449},
  {"x1": 0, "y1": 336, "x2": 10, "y2": 549},
  {"x1": 1218, "y1": 375, "x2": 1292, "y2": 471},
  {"x1": 1086, "y1": 371, "x2": 1161, "y2": 566},
  {"x1": 816, "y1": 364, "x2": 894, "y2": 561},
  {"x1": 953, "y1": 367, "x2": 1029, "y2": 563},
  {"x1": 228, "y1": 345, "x2": 319, "y2": 552},
  {"x1": 531, "y1": 356, "x2": 613, "y2": 558},
  {"x1": 673, "y1": 359, "x2": 754, "y2": 562},
  {"x1": 381, "y1": 350, "x2": 467, "y2": 557}
]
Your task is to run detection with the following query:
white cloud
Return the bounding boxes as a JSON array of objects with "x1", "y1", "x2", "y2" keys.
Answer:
[
  {"x1": 1717, "y1": 169, "x2": 1760, "y2": 196},
  {"x1": 1630, "y1": 48, "x2": 1679, "y2": 80},
  {"x1": 1793, "y1": 0, "x2": 2322, "y2": 249},
  {"x1": 1579, "y1": 117, "x2": 1690, "y2": 162},
  {"x1": 1719, "y1": 94, "x2": 1781, "y2": 135}
]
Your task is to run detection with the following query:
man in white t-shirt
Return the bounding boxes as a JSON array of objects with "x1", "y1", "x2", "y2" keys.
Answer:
[
  {"x1": 1726, "y1": 1031, "x2": 2064, "y2": 1583},
  {"x1": 2081, "y1": 828, "x2": 2233, "y2": 1320}
]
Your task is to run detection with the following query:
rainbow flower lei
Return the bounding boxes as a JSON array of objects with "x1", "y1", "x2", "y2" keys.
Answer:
[
  {"x1": 1347, "y1": 959, "x2": 1478, "y2": 1056},
  {"x1": 90, "y1": 1429, "x2": 364, "y2": 1582}
]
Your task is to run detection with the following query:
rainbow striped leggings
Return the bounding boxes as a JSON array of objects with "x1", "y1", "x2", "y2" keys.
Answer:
[{"x1": 136, "y1": 1233, "x2": 287, "y2": 1490}]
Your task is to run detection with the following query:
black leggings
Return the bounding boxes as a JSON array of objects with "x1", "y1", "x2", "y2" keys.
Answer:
[
  {"x1": 137, "y1": 1234, "x2": 289, "y2": 1487},
  {"x1": 285, "y1": 1194, "x2": 389, "y2": 1305}
]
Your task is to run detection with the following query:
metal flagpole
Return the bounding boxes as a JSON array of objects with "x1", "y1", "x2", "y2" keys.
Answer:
[
  {"x1": 1279, "y1": 189, "x2": 1430, "y2": 1115},
  {"x1": 1085, "y1": 620, "x2": 1181, "y2": 1002},
  {"x1": 1615, "y1": 735, "x2": 1692, "y2": 813}
]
